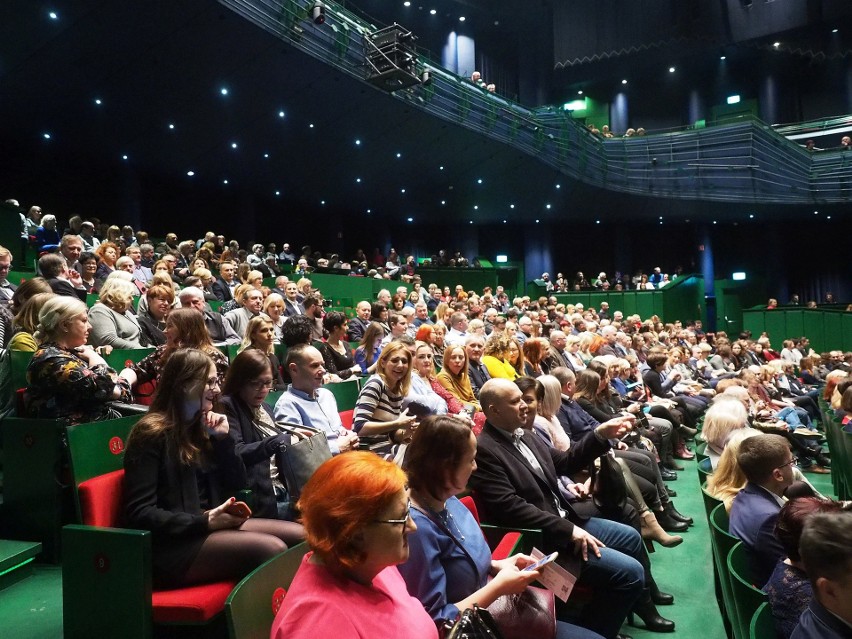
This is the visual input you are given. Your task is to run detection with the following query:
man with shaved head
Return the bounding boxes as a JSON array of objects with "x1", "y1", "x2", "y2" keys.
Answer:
[{"x1": 470, "y1": 378, "x2": 651, "y2": 639}]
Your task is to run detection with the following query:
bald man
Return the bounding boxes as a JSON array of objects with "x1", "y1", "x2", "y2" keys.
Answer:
[{"x1": 469, "y1": 378, "x2": 651, "y2": 639}]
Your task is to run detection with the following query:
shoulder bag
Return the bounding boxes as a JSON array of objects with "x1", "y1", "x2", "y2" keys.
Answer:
[{"x1": 274, "y1": 422, "x2": 332, "y2": 500}]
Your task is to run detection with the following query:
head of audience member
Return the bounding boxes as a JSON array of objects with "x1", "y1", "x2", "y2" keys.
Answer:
[
  {"x1": 145, "y1": 284, "x2": 174, "y2": 322},
  {"x1": 219, "y1": 260, "x2": 236, "y2": 284},
  {"x1": 551, "y1": 366, "x2": 576, "y2": 396},
  {"x1": 412, "y1": 341, "x2": 436, "y2": 379},
  {"x1": 115, "y1": 256, "x2": 134, "y2": 274},
  {"x1": 701, "y1": 397, "x2": 750, "y2": 452},
  {"x1": 353, "y1": 300, "x2": 371, "y2": 322},
  {"x1": 285, "y1": 344, "x2": 327, "y2": 395},
  {"x1": 480, "y1": 378, "x2": 528, "y2": 432},
  {"x1": 13, "y1": 292, "x2": 54, "y2": 337},
  {"x1": 60, "y1": 235, "x2": 83, "y2": 266},
  {"x1": 163, "y1": 307, "x2": 214, "y2": 352},
  {"x1": 388, "y1": 313, "x2": 407, "y2": 338},
  {"x1": 297, "y1": 451, "x2": 412, "y2": 582},
  {"x1": 38, "y1": 253, "x2": 70, "y2": 280},
  {"x1": 11, "y1": 277, "x2": 52, "y2": 311},
  {"x1": 376, "y1": 289, "x2": 392, "y2": 306},
  {"x1": 376, "y1": 341, "x2": 413, "y2": 395},
  {"x1": 405, "y1": 415, "x2": 476, "y2": 506},
  {"x1": 799, "y1": 511, "x2": 852, "y2": 626},
  {"x1": 736, "y1": 434, "x2": 794, "y2": 496},
  {"x1": 239, "y1": 314, "x2": 274, "y2": 355},
  {"x1": 776, "y1": 497, "x2": 850, "y2": 570},
  {"x1": 34, "y1": 296, "x2": 89, "y2": 348},
  {"x1": 464, "y1": 334, "x2": 486, "y2": 366},
  {"x1": 177, "y1": 287, "x2": 207, "y2": 314},
  {"x1": 98, "y1": 277, "x2": 137, "y2": 313},
  {"x1": 222, "y1": 349, "x2": 275, "y2": 408},
  {"x1": 281, "y1": 314, "x2": 314, "y2": 348},
  {"x1": 304, "y1": 296, "x2": 322, "y2": 319}
]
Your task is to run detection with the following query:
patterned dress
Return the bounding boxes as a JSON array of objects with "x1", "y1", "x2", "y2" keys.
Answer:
[{"x1": 25, "y1": 343, "x2": 133, "y2": 424}]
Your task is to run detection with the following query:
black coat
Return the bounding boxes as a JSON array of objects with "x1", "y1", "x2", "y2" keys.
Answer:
[
  {"x1": 219, "y1": 396, "x2": 288, "y2": 519},
  {"x1": 123, "y1": 427, "x2": 247, "y2": 587},
  {"x1": 468, "y1": 422, "x2": 609, "y2": 550},
  {"x1": 211, "y1": 277, "x2": 234, "y2": 302}
]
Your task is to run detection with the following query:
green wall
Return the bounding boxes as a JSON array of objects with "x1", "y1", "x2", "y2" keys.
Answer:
[{"x1": 742, "y1": 307, "x2": 852, "y2": 353}]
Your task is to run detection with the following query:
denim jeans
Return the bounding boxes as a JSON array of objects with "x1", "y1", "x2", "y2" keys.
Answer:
[{"x1": 561, "y1": 517, "x2": 645, "y2": 639}]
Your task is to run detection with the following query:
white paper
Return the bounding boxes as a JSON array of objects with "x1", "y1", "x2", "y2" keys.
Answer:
[{"x1": 530, "y1": 547, "x2": 579, "y2": 602}]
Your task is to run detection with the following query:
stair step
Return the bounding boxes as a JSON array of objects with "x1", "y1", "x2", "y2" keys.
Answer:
[{"x1": 0, "y1": 539, "x2": 43, "y2": 590}]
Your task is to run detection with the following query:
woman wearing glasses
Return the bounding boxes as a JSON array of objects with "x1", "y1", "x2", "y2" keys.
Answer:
[
  {"x1": 399, "y1": 416, "x2": 604, "y2": 639},
  {"x1": 124, "y1": 350, "x2": 304, "y2": 588},
  {"x1": 220, "y1": 350, "x2": 293, "y2": 519},
  {"x1": 271, "y1": 451, "x2": 437, "y2": 639}
]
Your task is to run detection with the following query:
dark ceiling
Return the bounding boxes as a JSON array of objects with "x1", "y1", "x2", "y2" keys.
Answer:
[{"x1": 0, "y1": 0, "x2": 848, "y2": 239}]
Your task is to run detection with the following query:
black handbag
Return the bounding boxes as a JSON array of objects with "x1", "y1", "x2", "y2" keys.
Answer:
[
  {"x1": 589, "y1": 452, "x2": 629, "y2": 514},
  {"x1": 444, "y1": 605, "x2": 504, "y2": 639}
]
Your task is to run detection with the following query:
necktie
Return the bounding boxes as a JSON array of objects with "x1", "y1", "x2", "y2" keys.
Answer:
[{"x1": 512, "y1": 430, "x2": 566, "y2": 517}]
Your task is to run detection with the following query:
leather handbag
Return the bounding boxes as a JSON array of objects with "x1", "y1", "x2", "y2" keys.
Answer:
[
  {"x1": 486, "y1": 587, "x2": 556, "y2": 639},
  {"x1": 589, "y1": 451, "x2": 629, "y2": 515},
  {"x1": 444, "y1": 605, "x2": 504, "y2": 639},
  {"x1": 274, "y1": 422, "x2": 332, "y2": 500},
  {"x1": 414, "y1": 506, "x2": 556, "y2": 639}
]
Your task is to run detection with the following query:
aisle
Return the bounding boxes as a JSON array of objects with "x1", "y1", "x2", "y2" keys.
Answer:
[{"x1": 620, "y1": 457, "x2": 726, "y2": 638}]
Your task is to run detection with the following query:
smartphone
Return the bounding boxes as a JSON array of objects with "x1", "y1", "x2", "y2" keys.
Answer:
[
  {"x1": 225, "y1": 501, "x2": 252, "y2": 519},
  {"x1": 523, "y1": 551, "x2": 558, "y2": 572}
]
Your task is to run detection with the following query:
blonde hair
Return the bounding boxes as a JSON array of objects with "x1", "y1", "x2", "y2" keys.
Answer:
[
  {"x1": 700, "y1": 397, "x2": 749, "y2": 451},
  {"x1": 98, "y1": 277, "x2": 137, "y2": 311},
  {"x1": 706, "y1": 428, "x2": 762, "y2": 511},
  {"x1": 239, "y1": 314, "x2": 274, "y2": 355},
  {"x1": 537, "y1": 374, "x2": 563, "y2": 420},
  {"x1": 34, "y1": 296, "x2": 87, "y2": 343}
]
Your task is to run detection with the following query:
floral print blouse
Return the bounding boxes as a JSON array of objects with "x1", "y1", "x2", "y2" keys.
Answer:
[{"x1": 25, "y1": 343, "x2": 133, "y2": 424}]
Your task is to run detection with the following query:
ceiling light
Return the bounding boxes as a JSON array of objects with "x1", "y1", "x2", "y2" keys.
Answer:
[
  {"x1": 596, "y1": 220, "x2": 600, "y2": 224},
  {"x1": 168, "y1": 123, "x2": 175, "y2": 130},
  {"x1": 321, "y1": 200, "x2": 326, "y2": 205},
  {"x1": 223, "y1": 179, "x2": 229, "y2": 185},
  {"x1": 503, "y1": 220, "x2": 507, "y2": 224},
  {"x1": 474, "y1": 205, "x2": 478, "y2": 210},
  {"x1": 407, "y1": 217, "x2": 414, "y2": 222},
  {"x1": 535, "y1": 219, "x2": 539, "y2": 223},
  {"x1": 814, "y1": 210, "x2": 818, "y2": 215},
  {"x1": 720, "y1": 55, "x2": 727, "y2": 60},
  {"x1": 263, "y1": 153, "x2": 269, "y2": 158},
  {"x1": 441, "y1": 200, "x2": 446, "y2": 205},
  {"x1": 220, "y1": 87, "x2": 229, "y2": 96},
  {"x1": 396, "y1": 152, "x2": 402, "y2": 158},
  {"x1": 773, "y1": 42, "x2": 780, "y2": 48},
  {"x1": 578, "y1": 90, "x2": 583, "y2": 95},
  {"x1": 278, "y1": 111, "x2": 285, "y2": 118},
  {"x1": 832, "y1": 28, "x2": 838, "y2": 33},
  {"x1": 404, "y1": 1, "x2": 410, "y2": 6},
  {"x1": 122, "y1": 155, "x2": 128, "y2": 160},
  {"x1": 231, "y1": 142, "x2": 238, "y2": 149},
  {"x1": 276, "y1": 190, "x2": 281, "y2": 196},
  {"x1": 355, "y1": 139, "x2": 361, "y2": 145},
  {"x1": 556, "y1": 184, "x2": 561, "y2": 189},
  {"x1": 713, "y1": 220, "x2": 717, "y2": 224},
  {"x1": 49, "y1": 11, "x2": 58, "y2": 20},
  {"x1": 510, "y1": 204, "x2": 515, "y2": 209},
  {"x1": 430, "y1": 9, "x2": 437, "y2": 15},
  {"x1": 356, "y1": 178, "x2": 361, "y2": 183},
  {"x1": 309, "y1": 123, "x2": 314, "y2": 128},
  {"x1": 459, "y1": 16, "x2": 465, "y2": 22},
  {"x1": 749, "y1": 214, "x2": 754, "y2": 219},
  {"x1": 546, "y1": 204, "x2": 551, "y2": 209},
  {"x1": 187, "y1": 171, "x2": 195, "y2": 177},
  {"x1": 94, "y1": 98, "x2": 102, "y2": 105},
  {"x1": 669, "y1": 67, "x2": 675, "y2": 73},
  {"x1": 439, "y1": 165, "x2": 444, "y2": 170},
  {"x1": 366, "y1": 208, "x2": 372, "y2": 213},
  {"x1": 621, "y1": 79, "x2": 627, "y2": 84},
  {"x1": 43, "y1": 132, "x2": 51, "y2": 139},
  {"x1": 477, "y1": 178, "x2": 482, "y2": 184},
  {"x1": 401, "y1": 188, "x2": 406, "y2": 193}
]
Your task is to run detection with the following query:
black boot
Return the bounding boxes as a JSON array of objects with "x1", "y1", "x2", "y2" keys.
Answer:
[
  {"x1": 663, "y1": 458, "x2": 684, "y2": 472},
  {"x1": 628, "y1": 592, "x2": 676, "y2": 632},
  {"x1": 655, "y1": 509, "x2": 689, "y2": 533},
  {"x1": 650, "y1": 577, "x2": 675, "y2": 605},
  {"x1": 666, "y1": 486, "x2": 677, "y2": 498},
  {"x1": 678, "y1": 424, "x2": 697, "y2": 440},
  {"x1": 660, "y1": 467, "x2": 678, "y2": 481},
  {"x1": 664, "y1": 501, "x2": 693, "y2": 526}
]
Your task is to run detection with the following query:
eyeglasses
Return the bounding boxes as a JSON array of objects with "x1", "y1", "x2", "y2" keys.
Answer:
[
  {"x1": 0, "y1": 263, "x2": 10, "y2": 271},
  {"x1": 248, "y1": 379, "x2": 275, "y2": 391},
  {"x1": 205, "y1": 377, "x2": 221, "y2": 390},
  {"x1": 777, "y1": 457, "x2": 798, "y2": 469},
  {"x1": 373, "y1": 500, "x2": 412, "y2": 526}
]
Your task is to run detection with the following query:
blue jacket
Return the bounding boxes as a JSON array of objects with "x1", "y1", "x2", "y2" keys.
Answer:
[{"x1": 729, "y1": 482, "x2": 785, "y2": 587}]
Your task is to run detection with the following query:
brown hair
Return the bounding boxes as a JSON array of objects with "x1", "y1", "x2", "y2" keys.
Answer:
[
  {"x1": 221, "y1": 349, "x2": 274, "y2": 397},
  {"x1": 405, "y1": 415, "x2": 473, "y2": 501}
]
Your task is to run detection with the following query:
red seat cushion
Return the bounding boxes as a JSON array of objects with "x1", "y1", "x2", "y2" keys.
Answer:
[
  {"x1": 491, "y1": 531, "x2": 522, "y2": 561},
  {"x1": 152, "y1": 581, "x2": 237, "y2": 623},
  {"x1": 79, "y1": 470, "x2": 125, "y2": 527},
  {"x1": 459, "y1": 495, "x2": 480, "y2": 524},
  {"x1": 339, "y1": 409, "x2": 354, "y2": 429}
]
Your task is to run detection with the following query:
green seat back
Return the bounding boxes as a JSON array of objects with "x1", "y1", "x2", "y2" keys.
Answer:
[
  {"x1": 701, "y1": 484, "x2": 724, "y2": 523},
  {"x1": 66, "y1": 414, "x2": 144, "y2": 521},
  {"x1": 11, "y1": 349, "x2": 34, "y2": 391},
  {"x1": 695, "y1": 440, "x2": 709, "y2": 464},
  {"x1": 225, "y1": 543, "x2": 310, "y2": 639},
  {"x1": 728, "y1": 542, "x2": 768, "y2": 639},
  {"x1": 323, "y1": 381, "x2": 360, "y2": 411},
  {"x1": 103, "y1": 348, "x2": 155, "y2": 371},
  {"x1": 709, "y1": 504, "x2": 740, "y2": 637},
  {"x1": 749, "y1": 602, "x2": 774, "y2": 639},
  {"x1": 227, "y1": 344, "x2": 243, "y2": 362}
]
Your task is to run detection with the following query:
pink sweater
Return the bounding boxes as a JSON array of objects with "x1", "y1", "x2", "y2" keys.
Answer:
[{"x1": 271, "y1": 553, "x2": 439, "y2": 639}]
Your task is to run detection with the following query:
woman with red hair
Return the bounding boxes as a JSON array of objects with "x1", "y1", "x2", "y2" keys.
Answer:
[{"x1": 270, "y1": 452, "x2": 438, "y2": 639}]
